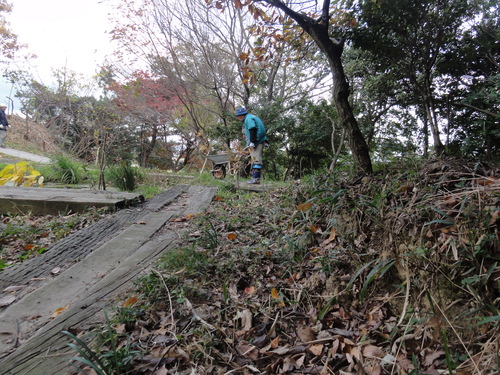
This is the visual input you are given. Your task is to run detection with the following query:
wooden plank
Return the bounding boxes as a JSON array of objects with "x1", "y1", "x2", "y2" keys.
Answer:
[
  {"x1": 0, "y1": 186, "x2": 144, "y2": 215},
  {"x1": 0, "y1": 185, "x2": 218, "y2": 375},
  {"x1": 0, "y1": 186, "x2": 185, "y2": 291}
]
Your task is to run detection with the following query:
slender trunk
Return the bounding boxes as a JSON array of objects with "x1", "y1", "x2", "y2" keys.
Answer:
[
  {"x1": 423, "y1": 96, "x2": 444, "y2": 155},
  {"x1": 421, "y1": 107, "x2": 429, "y2": 158},
  {"x1": 325, "y1": 41, "x2": 372, "y2": 173}
]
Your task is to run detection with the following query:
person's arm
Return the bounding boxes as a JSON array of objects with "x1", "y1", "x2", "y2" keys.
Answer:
[{"x1": 249, "y1": 128, "x2": 257, "y2": 144}]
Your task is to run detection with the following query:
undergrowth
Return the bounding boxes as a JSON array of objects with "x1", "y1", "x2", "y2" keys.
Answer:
[{"x1": 64, "y1": 158, "x2": 499, "y2": 374}]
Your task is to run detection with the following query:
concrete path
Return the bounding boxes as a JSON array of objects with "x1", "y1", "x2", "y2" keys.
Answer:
[
  {"x1": 0, "y1": 147, "x2": 51, "y2": 164},
  {"x1": 0, "y1": 184, "x2": 217, "y2": 375}
]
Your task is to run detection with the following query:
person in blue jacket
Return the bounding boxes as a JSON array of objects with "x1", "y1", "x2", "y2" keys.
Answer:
[
  {"x1": 0, "y1": 103, "x2": 10, "y2": 148},
  {"x1": 236, "y1": 107, "x2": 267, "y2": 184}
]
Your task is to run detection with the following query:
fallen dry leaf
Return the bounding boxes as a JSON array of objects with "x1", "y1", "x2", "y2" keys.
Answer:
[
  {"x1": 362, "y1": 344, "x2": 385, "y2": 359},
  {"x1": 244, "y1": 286, "x2": 255, "y2": 295},
  {"x1": 236, "y1": 342, "x2": 259, "y2": 360},
  {"x1": 237, "y1": 309, "x2": 253, "y2": 331},
  {"x1": 0, "y1": 295, "x2": 16, "y2": 307},
  {"x1": 123, "y1": 296, "x2": 139, "y2": 308},
  {"x1": 297, "y1": 202, "x2": 312, "y2": 211},
  {"x1": 153, "y1": 366, "x2": 169, "y2": 375},
  {"x1": 271, "y1": 287, "x2": 279, "y2": 299},
  {"x1": 306, "y1": 343, "x2": 324, "y2": 356},
  {"x1": 296, "y1": 325, "x2": 316, "y2": 343},
  {"x1": 51, "y1": 304, "x2": 70, "y2": 318},
  {"x1": 2, "y1": 285, "x2": 26, "y2": 293}
]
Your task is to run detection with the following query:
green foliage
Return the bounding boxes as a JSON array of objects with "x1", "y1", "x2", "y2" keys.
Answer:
[
  {"x1": 106, "y1": 162, "x2": 142, "y2": 192},
  {"x1": 49, "y1": 156, "x2": 84, "y2": 184},
  {"x1": 63, "y1": 313, "x2": 140, "y2": 375},
  {"x1": 0, "y1": 162, "x2": 44, "y2": 187},
  {"x1": 159, "y1": 244, "x2": 209, "y2": 275}
]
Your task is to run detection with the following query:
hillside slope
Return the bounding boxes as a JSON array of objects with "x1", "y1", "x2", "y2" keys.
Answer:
[{"x1": 3, "y1": 115, "x2": 62, "y2": 156}]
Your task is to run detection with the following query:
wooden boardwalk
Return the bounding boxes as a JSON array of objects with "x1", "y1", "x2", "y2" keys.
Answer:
[
  {"x1": 0, "y1": 185, "x2": 217, "y2": 375},
  {"x1": 0, "y1": 186, "x2": 144, "y2": 215}
]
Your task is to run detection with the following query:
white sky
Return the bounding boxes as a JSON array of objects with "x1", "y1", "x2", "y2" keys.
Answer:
[{"x1": 1, "y1": 0, "x2": 119, "y2": 112}]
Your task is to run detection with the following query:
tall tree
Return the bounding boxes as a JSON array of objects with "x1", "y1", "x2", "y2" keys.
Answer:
[
  {"x1": 0, "y1": 0, "x2": 20, "y2": 63},
  {"x1": 108, "y1": 70, "x2": 180, "y2": 167},
  {"x1": 352, "y1": 0, "x2": 475, "y2": 156}
]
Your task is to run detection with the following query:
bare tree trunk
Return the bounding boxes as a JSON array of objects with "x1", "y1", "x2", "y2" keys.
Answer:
[
  {"x1": 328, "y1": 116, "x2": 346, "y2": 172},
  {"x1": 423, "y1": 77, "x2": 444, "y2": 155}
]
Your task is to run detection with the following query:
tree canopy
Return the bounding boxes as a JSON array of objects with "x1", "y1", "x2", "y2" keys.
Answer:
[{"x1": 4, "y1": 0, "x2": 500, "y2": 174}]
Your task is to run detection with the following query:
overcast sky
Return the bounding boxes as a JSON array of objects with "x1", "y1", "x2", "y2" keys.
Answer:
[{"x1": 1, "y1": 0, "x2": 118, "y2": 112}]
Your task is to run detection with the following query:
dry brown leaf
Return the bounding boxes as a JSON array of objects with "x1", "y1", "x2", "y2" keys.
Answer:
[
  {"x1": 153, "y1": 366, "x2": 168, "y2": 375},
  {"x1": 123, "y1": 296, "x2": 138, "y2": 307},
  {"x1": 115, "y1": 323, "x2": 126, "y2": 334},
  {"x1": 362, "y1": 344, "x2": 385, "y2": 359},
  {"x1": 270, "y1": 336, "x2": 280, "y2": 348},
  {"x1": 282, "y1": 356, "x2": 301, "y2": 372},
  {"x1": 271, "y1": 287, "x2": 279, "y2": 299},
  {"x1": 296, "y1": 325, "x2": 316, "y2": 343},
  {"x1": 270, "y1": 345, "x2": 291, "y2": 355},
  {"x1": 51, "y1": 304, "x2": 69, "y2": 318},
  {"x1": 227, "y1": 232, "x2": 237, "y2": 240},
  {"x1": 237, "y1": 309, "x2": 253, "y2": 331},
  {"x1": 329, "y1": 226, "x2": 336, "y2": 241},
  {"x1": 236, "y1": 342, "x2": 259, "y2": 360},
  {"x1": 363, "y1": 363, "x2": 382, "y2": 375},
  {"x1": 297, "y1": 202, "x2": 312, "y2": 211},
  {"x1": 2, "y1": 285, "x2": 25, "y2": 293},
  {"x1": 0, "y1": 295, "x2": 16, "y2": 307},
  {"x1": 244, "y1": 286, "x2": 255, "y2": 295},
  {"x1": 424, "y1": 350, "x2": 445, "y2": 366},
  {"x1": 307, "y1": 343, "x2": 324, "y2": 356}
]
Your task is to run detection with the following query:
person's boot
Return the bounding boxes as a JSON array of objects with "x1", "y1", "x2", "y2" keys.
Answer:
[{"x1": 247, "y1": 169, "x2": 261, "y2": 184}]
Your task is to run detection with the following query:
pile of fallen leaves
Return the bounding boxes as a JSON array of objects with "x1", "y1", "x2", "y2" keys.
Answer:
[
  {"x1": 70, "y1": 158, "x2": 498, "y2": 375},
  {"x1": 0, "y1": 208, "x2": 108, "y2": 270}
]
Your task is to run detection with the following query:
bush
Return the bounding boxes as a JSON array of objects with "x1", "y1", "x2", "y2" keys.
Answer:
[
  {"x1": 50, "y1": 156, "x2": 84, "y2": 184},
  {"x1": 106, "y1": 162, "x2": 142, "y2": 192}
]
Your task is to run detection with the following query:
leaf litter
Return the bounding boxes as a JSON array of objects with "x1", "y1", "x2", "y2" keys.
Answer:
[{"x1": 2, "y1": 158, "x2": 498, "y2": 374}]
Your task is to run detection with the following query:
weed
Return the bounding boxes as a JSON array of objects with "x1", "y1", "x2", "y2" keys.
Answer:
[
  {"x1": 347, "y1": 257, "x2": 396, "y2": 301},
  {"x1": 200, "y1": 218, "x2": 219, "y2": 250},
  {"x1": 137, "y1": 183, "x2": 161, "y2": 199},
  {"x1": 50, "y1": 156, "x2": 84, "y2": 184},
  {"x1": 159, "y1": 244, "x2": 209, "y2": 275},
  {"x1": 63, "y1": 312, "x2": 140, "y2": 374},
  {"x1": 106, "y1": 161, "x2": 142, "y2": 192}
]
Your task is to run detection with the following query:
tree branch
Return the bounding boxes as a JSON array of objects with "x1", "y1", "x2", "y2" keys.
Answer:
[{"x1": 456, "y1": 102, "x2": 498, "y2": 118}]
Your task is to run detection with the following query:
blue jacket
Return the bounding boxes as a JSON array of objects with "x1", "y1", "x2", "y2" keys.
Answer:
[
  {"x1": 243, "y1": 113, "x2": 267, "y2": 146},
  {"x1": 0, "y1": 109, "x2": 9, "y2": 128}
]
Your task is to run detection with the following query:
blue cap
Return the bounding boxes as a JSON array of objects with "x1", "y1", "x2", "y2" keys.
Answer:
[{"x1": 236, "y1": 107, "x2": 248, "y2": 116}]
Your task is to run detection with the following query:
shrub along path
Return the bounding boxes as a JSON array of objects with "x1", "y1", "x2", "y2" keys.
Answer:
[{"x1": 0, "y1": 184, "x2": 217, "y2": 375}]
